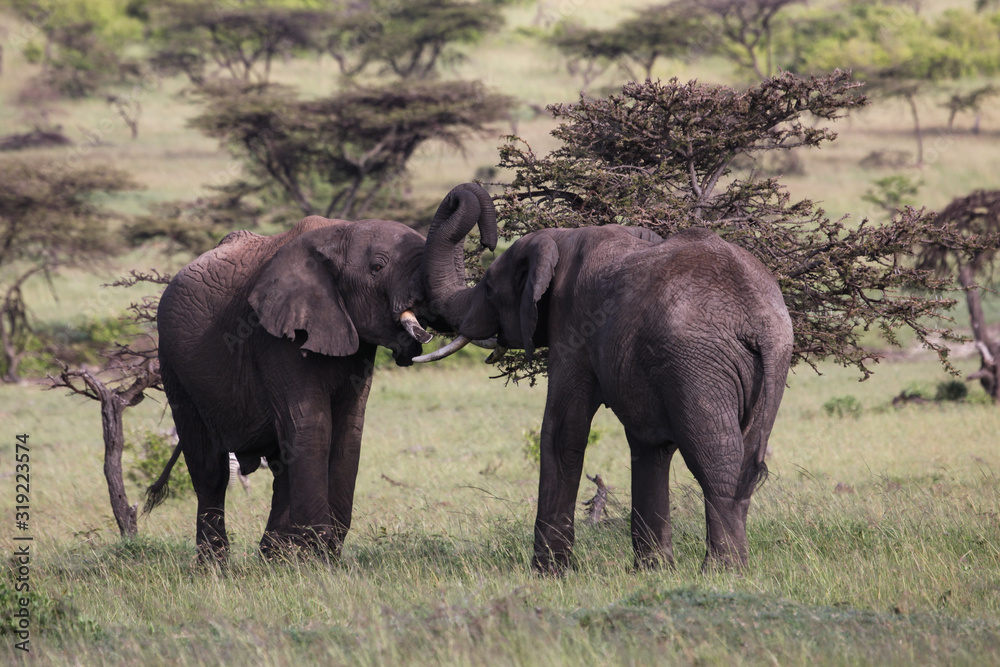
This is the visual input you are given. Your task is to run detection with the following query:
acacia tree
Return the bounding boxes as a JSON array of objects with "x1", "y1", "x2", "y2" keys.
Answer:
[
  {"x1": 147, "y1": 1, "x2": 327, "y2": 85},
  {"x1": 775, "y1": 2, "x2": 1000, "y2": 165},
  {"x1": 0, "y1": 158, "x2": 136, "y2": 382},
  {"x1": 917, "y1": 191, "x2": 1000, "y2": 401},
  {"x1": 9, "y1": 0, "x2": 144, "y2": 97},
  {"x1": 686, "y1": 0, "x2": 805, "y2": 80},
  {"x1": 492, "y1": 71, "x2": 980, "y2": 381},
  {"x1": 326, "y1": 0, "x2": 505, "y2": 80},
  {"x1": 189, "y1": 80, "x2": 512, "y2": 221}
]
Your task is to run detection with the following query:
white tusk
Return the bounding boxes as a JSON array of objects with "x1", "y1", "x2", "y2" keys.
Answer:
[
  {"x1": 399, "y1": 310, "x2": 433, "y2": 344},
  {"x1": 471, "y1": 338, "x2": 498, "y2": 349},
  {"x1": 412, "y1": 335, "x2": 472, "y2": 363}
]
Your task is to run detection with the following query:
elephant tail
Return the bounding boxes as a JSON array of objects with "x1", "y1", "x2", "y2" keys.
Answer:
[
  {"x1": 738, "y1": 324, "x2": 792, "y2": 499},
  {"x1": 143, "y1": 441, "x2": 184, "y2": 514}
]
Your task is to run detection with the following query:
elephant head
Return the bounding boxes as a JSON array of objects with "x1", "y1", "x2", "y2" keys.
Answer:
[
  {"x1": 249, "y1": 218, "x2": 435, "y2": 366},
  {"x1": 421, "y1": 183, "x2": 558, "y2": 362}
]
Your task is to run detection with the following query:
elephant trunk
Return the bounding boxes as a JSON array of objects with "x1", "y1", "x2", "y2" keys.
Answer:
[{"x1": 422, "y1": 183, "x2": 497, "y2": 329}]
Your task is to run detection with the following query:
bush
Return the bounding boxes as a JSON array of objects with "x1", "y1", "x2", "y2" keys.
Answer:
[
  {"x1": 823, "y1": 395, "x2": 862, "y2": 418},
  {"x1": 126, "y1": 428, "x2": 192, "y2": 499},
  {"x1": 935, "y1": 380, "x2": 969, "y2": 402}
]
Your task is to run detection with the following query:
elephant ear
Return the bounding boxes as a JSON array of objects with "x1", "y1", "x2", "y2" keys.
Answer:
[
  {"x1": 518, "y1": 234, "x2": 559, "y2": 362},
  {"x1": 248, "y1": 231, "x2": 359, "y2": 357}
]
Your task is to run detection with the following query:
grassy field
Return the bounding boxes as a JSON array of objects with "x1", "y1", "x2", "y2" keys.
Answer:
[
  {"x1": 2, "y1": 0, "x2": 1000, "y2": 664},
  {"x1": 2, "y1": 358, "x2": 1000, "y2": 664}
]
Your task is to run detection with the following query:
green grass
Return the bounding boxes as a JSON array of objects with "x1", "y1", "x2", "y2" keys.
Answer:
[{"x1": 3, "y1": 359, "x2": 1000, "y2": 664}]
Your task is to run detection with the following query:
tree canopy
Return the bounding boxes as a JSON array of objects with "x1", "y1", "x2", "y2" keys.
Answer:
[
  {"x1": 0, "y1": 158, "x2": 137, "y2": 381},
  {"x1": 492, "y1": 71, "x2": 981, "y2": 382}
]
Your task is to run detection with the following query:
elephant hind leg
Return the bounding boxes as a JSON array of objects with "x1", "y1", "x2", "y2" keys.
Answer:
[
  {"x1": 669, "y1": 399, "x2": 754, "y2": 570},
  {"x1": 173, "y1": 401, "x2": 230, "y2": 563},
  {"x1": 626, "y1": 430, "x2": 677, "y2": 570}
]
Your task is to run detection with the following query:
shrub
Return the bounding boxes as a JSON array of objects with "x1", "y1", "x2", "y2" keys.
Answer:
[
  {"x1": 823, "y1": 395, "x2": 862, "y2": 418},
  {"x1": 935, "y1": 380, "x2": 969, "y2": 401},
  {"x1": 126, "y1": 428, "x2": 192, "y2": 499}
]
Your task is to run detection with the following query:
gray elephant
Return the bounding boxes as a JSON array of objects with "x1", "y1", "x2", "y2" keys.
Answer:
[
  {"x1": 146, "y1": 185, "x2": 496, "y2": 561},
  {"x1": 418, "y1": 186, "x2": 793, "y2": 573}
]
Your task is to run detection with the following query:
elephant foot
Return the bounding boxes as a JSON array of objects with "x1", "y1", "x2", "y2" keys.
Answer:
[
  {"x1": 196, "y1": 541, "x2": 230, "y2": 567},
  {"x1": 259, "y1": 527, "x2": 343, "y2": 562},
  {"x1": 700, "y1": 551, "x2": 748, "y2": 574},
  {"x1": 531, "y1": 551, "x2": 572, "y2": 577},
  {"x1": 633, "y1": 551, "x2": 675, "y2": 572}
]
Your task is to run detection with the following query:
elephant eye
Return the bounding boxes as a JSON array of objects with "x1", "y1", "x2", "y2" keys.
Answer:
[
  {"x1": 484, "y1": 283, "x2": 494, "y2": 298},
  {"x1": 370, "y1": 261, "x2": 386, "y2": 274}
]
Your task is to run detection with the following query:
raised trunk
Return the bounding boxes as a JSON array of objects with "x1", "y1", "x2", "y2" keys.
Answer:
[{"x1": 422, "y1": 183, "x2": 497, "y2": 328}]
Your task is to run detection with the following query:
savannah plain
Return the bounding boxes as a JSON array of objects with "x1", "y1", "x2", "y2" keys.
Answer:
[{"x1": 2, "y1": 1, "x2": 1000, "y2": 664}]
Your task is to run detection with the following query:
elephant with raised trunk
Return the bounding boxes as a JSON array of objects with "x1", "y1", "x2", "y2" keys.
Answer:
[
  {"x1": 146, "y1": 184, "x2": 496, "y2": 561},
  {"x1": 419, "y1": 185, "x2": 793, "y2": 573}
]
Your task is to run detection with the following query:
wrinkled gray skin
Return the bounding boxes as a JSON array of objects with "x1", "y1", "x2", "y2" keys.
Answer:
[
  {"x1": 423, "y1": 187, "x2": 793, "y2": 573},
  {"x1": 149, "y1": 194, "x2": 496, "y2": 561}
]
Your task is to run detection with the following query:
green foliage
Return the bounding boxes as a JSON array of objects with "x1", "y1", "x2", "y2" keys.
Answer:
[
  {"x1": 823, "y1": 395, "x2": 863, "y2": 418},
  {"x1": 10, "y1": 0, "x2": 145, "y2": 97},
  {"x1": 862, "y1": 174, "x2": 923, "y2": 217},
  {"x1": 327, "y1": 0, "x2": 506, "y2": 80},
  {"x1": 189, "y1": 80, "x2": 512, "y2": 219},
  {"x1": 0, "y1": 158, "x2": 137, "y2": 381},
  {"x1": 935, "y1": 380, "x2": 969, "y2": 401},
  {"x1": 126, "y1": 428, "x2": 192, "y2": 499}
]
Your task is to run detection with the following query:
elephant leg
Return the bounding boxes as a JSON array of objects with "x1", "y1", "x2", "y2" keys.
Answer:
[
  {"x1": 532, "y1": 372, "x2": 600, "y2": 575},
  {"x1": 259, "y1": 453, "x2": 290, "y2": 558},
  {"x1": 672, "y1": 396, "x2": 752, "y2": 570},
  {"x1": 626, "y1": 430, "x2": 677, "y2": 570},
  {"x1": 274, "y1": 406, "x2": 336, "y2": 553},
  {"x1": 326, "y1": 369, "x2": 372, "y2": 552},
  {"x1": 173, "y1": 401, "x2": 230, "y2": 563}
]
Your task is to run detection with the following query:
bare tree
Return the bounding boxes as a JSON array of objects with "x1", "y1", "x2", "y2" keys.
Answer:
[
  {"x1": 691, "y1": 0, "x2": 805, "y2": 79},
  {"x1": 917, "y1": 191, "x2": 1000, "y2": 401},
  {"x1": 47, "y1": 270, "x2": 169, "y2": 538}
]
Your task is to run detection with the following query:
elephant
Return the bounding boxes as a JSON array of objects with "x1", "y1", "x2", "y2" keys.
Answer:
[
  {"x1": 418, "y1": 185, "x2": 793, "y2": 573},
  {"x1": 145, "y1": 184, "x2": 496, "y2": 561}
]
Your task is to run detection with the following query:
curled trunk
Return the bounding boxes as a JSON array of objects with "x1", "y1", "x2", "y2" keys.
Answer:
[{"x1": 422, "y1": 183, "x2": 497, "y2": 329}]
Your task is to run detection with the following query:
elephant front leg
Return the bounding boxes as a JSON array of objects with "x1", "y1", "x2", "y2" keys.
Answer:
[
  {"x1": 259, "y1": 454, "x2": 291, "y2": 558},
  {"x1": 532, "y1": 376, "x2": 600, "y2": 575},
  {"x1": 325, "y1": 370, "x2": 372, "y2": 552},
  {"x1": 627, "y1": 432, "x2": 676, "y2": 570},
  {"x1": 276, "y1": 411, "x2": 338, "y2": 554}
]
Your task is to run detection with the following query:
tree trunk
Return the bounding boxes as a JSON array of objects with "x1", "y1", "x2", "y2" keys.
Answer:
[
  {"x1": 905, "y1": 93, "x2": 924, "y2": 167},
  {"x1": 83, "y1": 371, "x2": 139, "y2": 537},
  {"x1": 957, "y1": 263, "x2": 999, "y2": 402}
]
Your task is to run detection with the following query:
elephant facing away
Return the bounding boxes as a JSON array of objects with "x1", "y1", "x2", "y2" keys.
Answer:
[
  {"x1": 419, "y1": 186, "x2": 793, "y2": 572},
  {"x1": 146, "y1": 185, "x2": 496, "y2": 561}
]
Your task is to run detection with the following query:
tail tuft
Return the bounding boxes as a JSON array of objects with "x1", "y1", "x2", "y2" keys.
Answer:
[
  {"x1": 142, "y1": 440, "x2": 184, "y2": 515},
  {"x1": 143, "y1": 481, "x2": 170, "y2": 514}
]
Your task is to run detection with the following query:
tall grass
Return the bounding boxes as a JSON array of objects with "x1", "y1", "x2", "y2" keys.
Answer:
[{"x1": 3, "y1": 360, "x2": 999, "y2": 664}]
